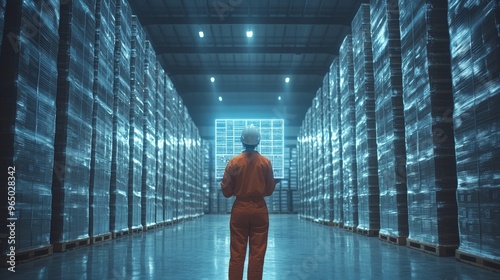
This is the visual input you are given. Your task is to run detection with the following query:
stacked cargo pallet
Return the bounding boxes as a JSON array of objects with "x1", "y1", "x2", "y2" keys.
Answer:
[
  {"x1": 154, "y1": 62, "x2": 165, "y2": 225},
  {"x1": 322, "y1": 74, "x2": 334, "y2": 223},
  {"x1": 0, "y1": 0, "x2": 60, "y2": 262},
  {"x1": 51, "y1": 0, "x2": 96, "y2": 251},
  {"x1": 399, "y1": 0, "x2": 458, "y2": 256},
  {"x1": 339, "y1": 35, "x2": 358, "y2": 232},
  {"x1": 89, "y1": 0, "x2": 115, "y2": 243},
  {"x1": 313, "y1": 92, "x2": 324, "y2": 222},
  {"x1": 290, "y1": 147, "x2": 299, "y2": 213},
  {"x1": 352, "y1": 4, "x2": 380, "y2": 236},
  {"x1": 448, "y1": 0, "x2": 500, "y2": 272},
  {"x1": 202, "y1": 141, "x2": 211, "y2": 214},
  {"x1": 141, "y1": 40, "x2": 157, "y2": 228},
  {"x1": 110, "y1": 0, "x2": 132, "y2": 236},
  {"x1": 163, "y1": 76, "x2": 175, "y2": 222},
  {"x1": 127, "y1": 13, "x2": 143, "y2": 232},
  {"x1": 329, "y1": 58, "x2": 344, "y2": 227},
  {"x1": 370, "y1": 0, "x2": 408, "y2": 245}
]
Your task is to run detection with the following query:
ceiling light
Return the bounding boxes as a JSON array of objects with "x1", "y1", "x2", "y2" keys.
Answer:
[
  {"x1": 285, "y1": 77, "x2": 290, "y2": 83},
  {"x1": 218, "y1": 96, "x2": 223, "y2": 102},
  {"x1": 278, "y1": 96, "x2": 282, "y2": 101},
  {"x1": 246, "y1": 31, "x2": 253, "y2": 38},
  {"x1": 210, "y1": 77, "x2": 215, "y2": 83},
  {"x1": 199, "y1": 31, "x2": 204, "y2": 38}
]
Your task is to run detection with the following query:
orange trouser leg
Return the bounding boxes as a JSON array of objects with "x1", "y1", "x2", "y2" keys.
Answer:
[
  {"x1": 247, "y1": 201, "x2": 269, "y2": 280},
  {"x1": 228, "y1": 199, "x2": 269, "y2": 280}
]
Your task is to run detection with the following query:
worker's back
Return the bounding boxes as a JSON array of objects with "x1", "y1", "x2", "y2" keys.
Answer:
[{"x1": 220, "y1": 150, "x2": 275, "y2": 198}]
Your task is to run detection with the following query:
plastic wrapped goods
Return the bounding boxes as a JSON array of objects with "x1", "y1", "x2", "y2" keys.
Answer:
[
  {"x1": 339, "y1": 35, "x2": 358, "y2": 229},
  {"x1": 0, "y1": 0, "x2": 60, "y2": 253},
  {"x1": 126, "y1": 15, "x2": 144, "y2": 231},
  {"x1": 399, "y1": 0, "x2": 458, "y2": 247},
  {"x1": 370, "y1": 0, "x2": 408, "y2": 239},
  {"x1": 141, "y1": 40, "x2": 157, "y2": 227},
  {"x1": 109, "y1": 0, "x2": 131, "y2": 234},
  {"x1": 329, "y1": 58, "x2": 344, "y2": 226},
  {"x1": 52, "y1": 0, "x2": 96, "y2": 244},
  {"x1": 448, "y1": 0, "x2": 500, "y2": 261},
  {"x1": 89, "y1": 0, "x2": 115, "y2": 239},
  {"x1": 352, "y1": 3, "x2": 380, "y2": 233}
]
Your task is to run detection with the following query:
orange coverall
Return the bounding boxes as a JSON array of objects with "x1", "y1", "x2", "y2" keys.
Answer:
[{"x1": 221, "y1": 150, "x2": 276, "y2": 280}]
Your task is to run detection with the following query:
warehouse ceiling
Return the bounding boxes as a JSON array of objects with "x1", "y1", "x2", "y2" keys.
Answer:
[{"x1": 128, "y1": 0, "x2": 368, "y2": 140}]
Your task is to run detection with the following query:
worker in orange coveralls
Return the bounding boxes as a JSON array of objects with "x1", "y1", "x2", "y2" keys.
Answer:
[{"x1": 221, "y1": 125, "x2": 278, "y2": 280}]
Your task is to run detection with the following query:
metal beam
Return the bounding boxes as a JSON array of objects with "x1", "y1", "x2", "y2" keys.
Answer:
[
  {"x1": 156, "y1": 46, "x2": 337, "y2": 55},
  {"x1": 138, "y1": 16, "x2": 351, "y2": 26},
  {"x1": 167, "y1": 66, "x2": 328, "y2": 76}
]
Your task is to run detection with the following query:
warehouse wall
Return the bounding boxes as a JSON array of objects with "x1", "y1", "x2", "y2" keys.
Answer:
[
  {"x1": 0, "y1": 0, "x2": 205, "y2": 261},
  {"x1": 297, "y1": 0, "x2": 500, "y2": 270}
]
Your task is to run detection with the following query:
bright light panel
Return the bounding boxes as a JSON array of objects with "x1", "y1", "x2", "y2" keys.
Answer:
[
  {"x1": 199, "y1": 31, "x2": 204, "y2": 38},
  {"x1": 246, "y1": 31, "x2": 253, "y2": 38},
  {"x1": 285, "y1": 77, "x2": 290, "y2": 83},
  {"x1": 210, "y1": 76, "x2": 215, "y2": 83},
  {"x1": 215, "y1": 119, "x2": 285, "y2": 179}
]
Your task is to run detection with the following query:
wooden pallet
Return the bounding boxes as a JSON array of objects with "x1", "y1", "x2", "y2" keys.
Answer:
[
  {"x1": 112, "y1": 230, "x2": 130, "y2": 239},
  {"x1": 356, "y1": 228, "x2": 379, "y2": 237},
  {"x1": 53, "y1": 238, "x2": 90, "y2": 253},
  {"x1": 0, "y1": 245, "x2": 53, "y2": 266},
  {"x1": 145, "y1": 224, "x2": 158, "y2": 231},
  {"x1": 128, "y1": 227, "x2": 143, "y2": 234},
  {"x1": 378, "y1": 233, "x2": 406, "y2": 245},
  {"x1": 456, "y1": 250, "x2": 500, "y2": 273},
  {"x1": 406, "y1": 239, "x2": 456, "y2": 257},
  {"x1": 343, "y1": 225, "x2": 356, "y2": 232},
  {"x1": 332, "y1": 222, "x2": 344, "y2": 228},
  {"x1": 91, "y1": 233, "x2": 112, "y2": 244}
]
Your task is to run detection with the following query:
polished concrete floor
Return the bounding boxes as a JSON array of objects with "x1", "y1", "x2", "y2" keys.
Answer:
[{"x1": 1, "y1": 214, "x2": 498, "y2": 280}]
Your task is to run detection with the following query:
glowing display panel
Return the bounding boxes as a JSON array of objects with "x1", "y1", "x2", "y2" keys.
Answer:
[{"x1": 215, "y1": 119, "x2": 284, "y2": 179}]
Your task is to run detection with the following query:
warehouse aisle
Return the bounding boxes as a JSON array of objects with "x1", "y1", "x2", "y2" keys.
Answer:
[{"x1": 1, "y1": 215, "x2": 497, "y2": 280}]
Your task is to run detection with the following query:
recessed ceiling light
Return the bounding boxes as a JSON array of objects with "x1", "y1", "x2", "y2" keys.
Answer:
[
  {"x1": 285, "y1": 77, "x2": 290, "y2": 83},
  {"x1": 210, "y1": 77, "x2": 215, "y2": 83},
  {"x1": 246, "y1": 31, "x2": 253, "y2": 38},
  {"x1": 199, "y1": 31, "x2": 204, "y2": 38},
  {"x1": 278, "y1": 96, "x2": 282, "y2": 101},
  {"x1": 218, "y1": 96, "x2": 223, "y2": 102}
]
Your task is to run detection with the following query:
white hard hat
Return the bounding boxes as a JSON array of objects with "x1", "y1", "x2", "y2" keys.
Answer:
[{"x1": 241, "y1": 125, "x2": 260, "y2": 146}]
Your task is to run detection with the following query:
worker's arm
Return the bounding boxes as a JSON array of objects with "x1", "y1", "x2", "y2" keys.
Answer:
[
  {"x1": 220, "y1": 162, "x2": 235, "y2": 198},
  {"x1": 265, "y1": 160, "x2": 276, "y2": 196}
]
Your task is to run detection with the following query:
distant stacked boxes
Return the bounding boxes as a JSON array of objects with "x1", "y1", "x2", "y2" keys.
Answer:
[
  {"x1": 352, "y1": 3, "x2": 380, "y2": 234},
  {"x1": 339, "y1": 35, "x2": 358, "y2": 230},
  {"x1": 290, "y1": 147, "x2": 299, "y2": 213},
  {"x1": 297, "y1": 127, "x2": 304, "y2": 217},
  {"x1": 89, "y1": 0, "x2": 115, "y2": 239},
  {"x1": 155, "y1": 61, "x2": 165, "y2": 224},
  {"x1": 322, "y1": 74, "x2": 334, "y2": 222},
  {"x1": 202, "y1": 141, "x2": 211, "y2": 213},
  {"x1": 110, "y1": 0, "x2": 131, "y2": 234},
  {"x1": 51, "y1": 0, "x2": 96, "y2": 245},
  {"x1": 370, "y1": 0, "x2": 408, "y2": 240},
  {"x1": 176, "y1": 97, "x2": 186, "y2": 220},
  {"x1": 399, "y1": 0, "x2": 458, "y2": 249},
  {"x1": 141, "y1": 40, "x2": 157, "y2": 227},
  {"x1": 448, "y1": 0, "x2": 500, "y2": 262},
  {"x1": 164, "y1": 76, "x2": 175, "y2": 221},
  {"x1": 170, "y1": 94, "x2": 180, "y2": 219},
  {"x1": 127, "y1": 15, "x2": 144, "y2": 230},
  {"x1": 313, "y1": 92, "x2": 324, "y2": 222},
  {"x1": 329, "y1": 58, "x2": 344, "y2": 226},
  {"x1": 0, "y1": 0, "x2": 60, "y2": 253}
]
